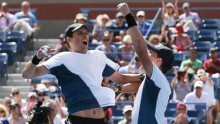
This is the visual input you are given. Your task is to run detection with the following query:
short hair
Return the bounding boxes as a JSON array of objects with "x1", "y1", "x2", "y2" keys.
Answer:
[{"x1": 21, "y1": 1, "x2": 30, "y2": 7}]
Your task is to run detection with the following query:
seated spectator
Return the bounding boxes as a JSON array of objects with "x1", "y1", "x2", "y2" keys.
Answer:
[
  {"x1": 179, "y1": 2, "x2": 201, "y2": 31},
  {"x1": 171, "y1": 68, "x2": 191, "y2": 101},
  {"x1": 24, "y1": 92, "x2": 38, "y2": 114},
  {"x1": 55, "y1": 33, "x2": 69, "y2": 53},
  {"x1": 3, "y1": 97, "x2": 11, "y2": 113},
  {"x1": 118, "y1": 35, "x2": 135, "y2": 66},
  {"x1": 0, "y1": 2, "x2": 15, "y2": 31},
  {"x1": 92, "y1": 14, "x2": 112, "y2": 42},
  {"x1": 95, "y1": 31, "x2": 118, "y2": 62},
  {"x1": 118, "y1": 105, "x2": 132, "y2": 124},
  {"x1": 148, "y1": 34, "x2": 161, "y2": 45},
  {"x1": 110, "y1": 12, "x2": 128, "y2": 42},
  {"x1": 10, "y1": 87, "x2": 27, "y2": 110},
  {"x1": 13, "y1": 1, "x2": 38, "y2": 38},
  {"x1": 161, "y1": 0, "x2": 179, "y2": 27},
  {"x1": 119, "y1": 56, "x2": 142, "y2": 74},
  {"x1": 193, "y1": 69, "x2": 219, "y2": 123},
  {"x1": 8, "y1": 101, "x2": 27, "y2": 124},
  {"x1": 136, "y1": 11, "x2": 151, "y2": 35},
  {"x1": 184, "y1": 81, "x2": 215, "y2": 124},
  {"x1": 179, "y1": 47, "x2": 203, "y2": 75},
  {"x1": 170, "y1": 23, "x2": 193, "y2": 52},
  {"x1": 170, "y1": 102, "x2": 190, "y2": 124},
  {"x1": 159, "y1": 25, "x2": 172, "y2": 48},
  {"x1": 0, "y1": 104, "x2": 9, "y2": 124},
  {"x1": 36, "y1": 84, "x2": 49, "y2": 102},
  {"x1": 203, "y1": 47, "x2": 220, "y2": 76},
  {"x1": 42, "y1": 99, "x2": 62, "y2": 124}
]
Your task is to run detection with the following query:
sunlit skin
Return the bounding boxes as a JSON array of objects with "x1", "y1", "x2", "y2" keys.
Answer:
[
  {"x1": 137, "y1": 16, "x2": 145, "y2": 25},
  {"x1": 195, "y1": 87, "x2": 202, "y2": 98}
]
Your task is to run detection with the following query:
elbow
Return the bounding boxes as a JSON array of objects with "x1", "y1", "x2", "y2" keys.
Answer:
[{"x1": 22, "y1": 71, "x2": 31, "y2": 79}]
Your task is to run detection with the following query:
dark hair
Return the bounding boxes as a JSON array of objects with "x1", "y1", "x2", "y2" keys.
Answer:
[{"x1": 160, "y1": 62, "x2": 173, "y2": 74}]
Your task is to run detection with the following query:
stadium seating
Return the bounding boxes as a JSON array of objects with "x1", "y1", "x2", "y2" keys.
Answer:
[
  {"x1": 6, "y1": 31, "x2": 26, "y2": 53},
  {"x1": 196, "y1": 30, "x2": 217, "y2": 42},
  {"x1": 0, "y1": 42, "x2": 17, "y2": 65},
  {"x1": 0, "y1": 53, "x2": 8, "y2": 78},
  {"x1": 200, "y1": 19, "x2": 220, "y2": 30}
]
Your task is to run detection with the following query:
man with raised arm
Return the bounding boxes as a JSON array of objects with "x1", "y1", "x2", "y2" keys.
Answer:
[{"x1": 117, "y1": 3, "x2": 174, "y2": 124}]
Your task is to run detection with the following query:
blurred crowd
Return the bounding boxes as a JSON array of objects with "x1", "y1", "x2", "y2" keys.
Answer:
[{"x1": 0, "y1": 0, "x2": 220, "y2": 124}]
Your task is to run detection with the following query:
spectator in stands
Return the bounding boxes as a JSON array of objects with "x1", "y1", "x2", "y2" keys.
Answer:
[
  {"x1": 74, "y1": 13, "x2": 87, "y2": 24},
  {"x1": 0, "y1": 104, "x2": 9, "y2": 124},
  {"x1": 159, "y1": 25, "x2": 172, "y2": 48},
  {"x1": 3, "y1": 97, "x2": 11, "y2": 113},
  {"x1": 118, "y1": 105, "x2": 132, "y2": 124},
  {"x1": 24, "y1": 92, "x2": 38, "y2": 114},
  {"x1": 110, "y1": 12, "x2": 128, "y2": 42},
  {"x1": 0, "y1": 2, "x2": 15, "y2": 31},
  {"x1": 148, "y1": 34, "x2": 161, "y2": 45},
  {"x1": 170, "y1": 102, "x2": 190, "y2": 124},
  {"x1": 13, "y1": 1, "x2": 38, "y2": 38},
  {"x1": 55, "y1": 33, "x2": 69, "y2": 53},
  {"x1": 170, "y1": 23, "x2": 193, "y2": 52},
  {"x1": 92, "y1": 14, "x2": 112, "y2": 42},
  {"x1": 179, "y1": 2, "x2": 201, "y2": 31},
  {"x1": 184, "y1": 80, "x2": 215, "y2": 124},
  {"x1": 8, "y1": 101, "x2": 27, "y2": 124},
  {"x1": 203, "y1": 47, "x2": 220, "y2": 76},
  {"x1": 43, "y1": 99, "x2": 62, "y2": 124},
  {"x1": 36, "y1": 84, "x2": 48, "y2": 102},
  {"x1": 95, "y1": 31, "x2": 118, "y2": 62},
  {"x1": 180, "y1": 47, "x2": 203, "y2": 75},
  {"x1": 193, "y1": 69, "x2": 219, "y2": 124},
  {"x1": 10, "y1": 87, "x2": 27, "y2": 110},
  {"x1": 118, "y1": 34, "x2": 135, "y2": 66},
  {"x1": 161, "y1": 0, "x2": 179, "y2": 27},
  {"x1": 119, "y1": 56, "x2": 142, "y2": 74},
  {"x1": 171, "y1": 68, "x2": 191, "y2": 101},
  {"x1": 136, "y1": 10, "x2": 151, "y2": 35}
]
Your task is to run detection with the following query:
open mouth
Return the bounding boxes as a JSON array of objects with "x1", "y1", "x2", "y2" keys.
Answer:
[{"x1": 83, "y1": 41, "x2": 88, "y2": 45}]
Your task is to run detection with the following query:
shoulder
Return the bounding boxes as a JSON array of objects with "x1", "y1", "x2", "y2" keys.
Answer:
[
  {"x1": 179, "y1": 13, "x2": 185, "y2": 18},
  {"x1": 15, "y1": 12, "x2": 22, "y2": 16}
]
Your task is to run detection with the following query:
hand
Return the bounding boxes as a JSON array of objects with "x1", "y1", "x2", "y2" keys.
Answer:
[
  {"x1": 174, "y1": 0, "x2": 179, "y2": 7},
  {"x1": 161, "y1": 0, "x2": 165, "y2": 6},
  {"x1": 187, "y1": 63, "x2": 192, "y2": 68},
  {"x1": 178, "y1": 113, "x2": 186, "y2": 122},
  {"x1": 208, "y1": 62, "x2": 215, "y2": 68},
  {"x1": 117, "y1": 3, "x2": 131, "y2": 17},
  {"x1": 36, "y1": 45, "x2": 55, "y2": 59},
  {"x1": 174, "y1": 68, "x2": 178, "y2": 77}
]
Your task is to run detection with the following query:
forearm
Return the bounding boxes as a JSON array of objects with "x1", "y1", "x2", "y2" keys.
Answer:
[
  {"x1": 121, "y1": 83, "x2": 140, "y2": 93},
  {"x1": 118, "y1": 74, "x2": 141, "y2": 84},
  {"x1": 22, "y1": 61, "x2": 38, "y2": 79}
]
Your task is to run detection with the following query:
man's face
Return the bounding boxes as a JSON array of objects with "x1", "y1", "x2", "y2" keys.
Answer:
[
  {"x1": 195, "y1": 86, "x2": 202, "y2": 96},
  {"x1": 183, "y1": 7, "x2": 190, "y2": 13},
  {"x1": 189, "y1": 50, "x2": 197, "y2": 60},
  {"x1": 148, "y1": 49, "x2": 162, "y2": 67},
  {"x1": 22, "y1": 4, "x2": 30, "y2": 13},
  {"x1": 176, "y1": 106, "x2": 186, "y2": 114},
  {"x1": 68, "y1": 27, "x2": 89, "y2": 53},
  {"x1": 210, "y1": 51, "x2": 218, "y2": 58},
  {"x1": 137, "y1": 16, "x2": 145, "y2": 24},
  {"x1": 124, "y1": 111, "x2": 132, "y2": 122}
]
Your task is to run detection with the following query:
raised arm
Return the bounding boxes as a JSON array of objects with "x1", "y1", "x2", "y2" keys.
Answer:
[
  {"x1": 161, "y1": 0, "x2": 166, "y2": 19},
  {"x1": 174, "y1": 0, "x2": 179, "y2": 19},
  {"x1": 22, "y1": 46, "x2": 55, "y2": 79},
  {"x1": 117, "y1": 3, "x2": 153, "y2": 77}
]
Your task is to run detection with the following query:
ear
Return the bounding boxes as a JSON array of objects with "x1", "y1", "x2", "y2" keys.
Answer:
[
  {"x1": 66, "y1": 37, "x2": 71, "y2": 42},
  {"x1": 157, "y1": 58, "x2": 162, "y2": 65}
]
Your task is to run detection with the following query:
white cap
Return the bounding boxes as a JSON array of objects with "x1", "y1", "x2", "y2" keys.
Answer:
[
  {"x1": 75, "y1": 13, "x2": 87, "y2": 20},
  {"x1": 122, "y1": 105, "x2": 132, "y2": 114},
  {"x1": 196, "y1": 69, "x2": 206, "y2": 77},
  {"x1": 194, "y1": 81, "x2": 204, "y2": 89},
  {"x1": 136, "y1": 11, "x2": 145, "y2": 17},
  {"x1": 182, "y1": 2, "x2": 190, "y2": 8},
  {"x1": 122, "y1": 35, "x2": 132, "y2": 44},
  {"x1": 28, "y1": 92, "x2": 37, "y2": 98},
  {"x1": 166, "y1": 3, "x2": 174, "y2": 8}
]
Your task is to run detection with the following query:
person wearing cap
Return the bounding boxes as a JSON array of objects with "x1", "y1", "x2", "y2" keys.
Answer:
[
  {"x1": 118, "y1": 105, "x2": 133, "y2": 124},
  {"x1": 203, "y1": 47, "x2": 220, "y2": 75},
  {"x1": 24, "y1": 92, "x2": 38, "y2": 114},
  {"x1": 170, "y1": 102, "x2": 190, "y2": 124},
  {"x1": 136, "y1": 10, "x2": 151, "y2": 35},
  {"x1": 184, "y1": 80, "x2": 215, "y2": 124},
  {"x1": 92, "y1": 14, "x2": 112, "y2": 42},
  {"x1": 161, "y1": 0, "x2": 179, "y2": 27},
  {"x1": 119, "y1": 56, "x2": 142, "y2": 74},
  {"x1": 118, "y1": 34, "x2": 135, "y2": 66},
  {"x1": 117, "y1": 3, "x2": 174, "y2": 124},
  {"x1": 179, "y1": 2, "x2": 201, "y2": 30},
  {"x1": 110, "y1": 12, "x2": 128, "y2": 42},
  {"x1": 95, "y1": 31, "x2": 118, "y2": 62},
  {"x1": 170, "y1": 23, "x2": 193, "y2": 52},
  {"x1": 179, "y1": 47, "x2": 203, "y2": 75},
  {"x1": 74, "y1": 13, "x2": 87, "y2": 24},
  {"x1": 193, "y1": 69, "x2": 219, "y2": 123},
  {"x1": 22, "y1": 22, "x2": 143, "y2": 124},
  {"x1": 171, "y1": 68, "x2": 190, "y2": 101}
]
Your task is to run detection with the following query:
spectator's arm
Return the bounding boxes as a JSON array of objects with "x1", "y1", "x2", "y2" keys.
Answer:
[
  {"x1": 174, "y1": 0, "x2": 179, "y2": 19},
  {"x1": 161, "y1": 0, "x2": 166, "y2": 19}
]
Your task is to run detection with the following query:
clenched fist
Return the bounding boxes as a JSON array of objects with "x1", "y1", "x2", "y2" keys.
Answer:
[
  {"x1": 117, "y1": 3, "x2": 131, "y2": 17},
  {"x1": 36, "y1": 45, "x2": 55, "y2": 59}
]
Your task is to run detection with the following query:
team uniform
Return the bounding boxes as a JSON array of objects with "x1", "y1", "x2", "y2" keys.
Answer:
[
  {"x1": 132, "y1": 64, "x2": 171, "y2": 124},
  {"x1": 42, "y1": 50, "x2": 119, "y2": 114}
]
